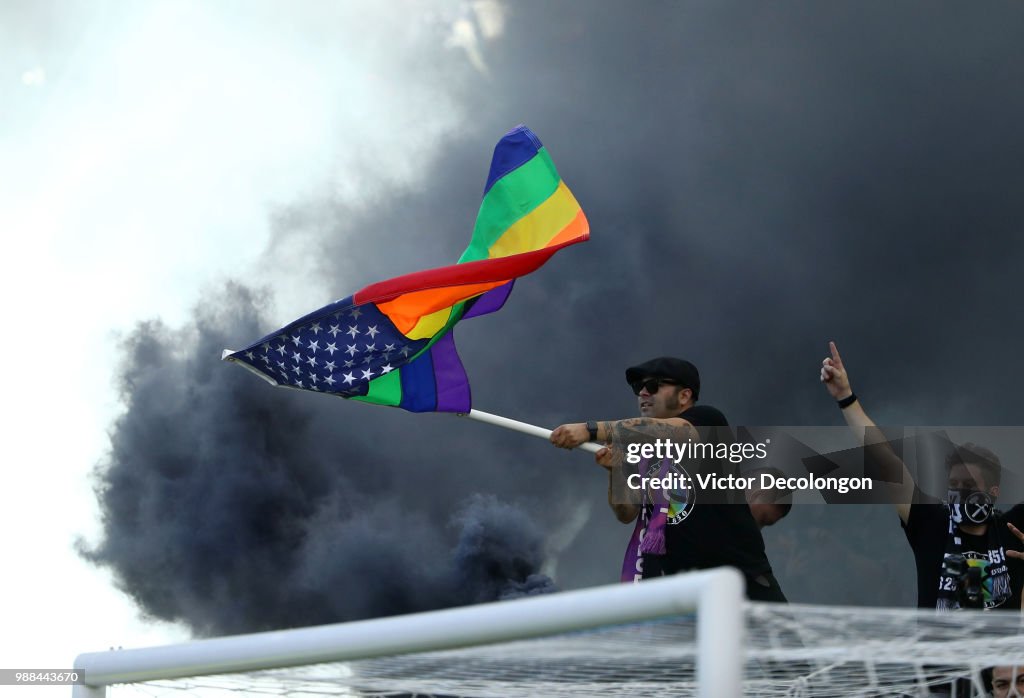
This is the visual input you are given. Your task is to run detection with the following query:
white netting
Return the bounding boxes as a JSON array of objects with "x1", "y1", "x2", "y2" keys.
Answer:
[{"x1": 104, "y1": 603, "x2": 1024, "y2": 698}]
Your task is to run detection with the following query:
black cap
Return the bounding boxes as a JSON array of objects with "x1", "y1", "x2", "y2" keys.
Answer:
[{"x1": 625, "y1": 357, "x2": 700, "y2": 400}]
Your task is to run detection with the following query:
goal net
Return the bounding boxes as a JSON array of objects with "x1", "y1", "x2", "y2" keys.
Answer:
[{"x1": 74, "y1": 569, "x2": 1024, "y2": 698}]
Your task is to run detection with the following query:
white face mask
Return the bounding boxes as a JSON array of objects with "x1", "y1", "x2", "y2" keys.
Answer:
[{"x1": 947, "y1": 488, "x2": 994, "y2": 525}]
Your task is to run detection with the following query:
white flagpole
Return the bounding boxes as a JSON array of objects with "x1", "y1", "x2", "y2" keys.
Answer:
[{"x1": 459, "y1": 409, "x2": 604, "y2": 454}]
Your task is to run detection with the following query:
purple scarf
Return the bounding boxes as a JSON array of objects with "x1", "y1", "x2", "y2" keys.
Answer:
[{"x1": 620, "y1": 457, "x2": 671, "y2": 583}]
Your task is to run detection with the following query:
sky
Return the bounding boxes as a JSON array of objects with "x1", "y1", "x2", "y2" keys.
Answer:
[{"x1": 2, "y1": 0, "x2": 1024, "y2": 694}]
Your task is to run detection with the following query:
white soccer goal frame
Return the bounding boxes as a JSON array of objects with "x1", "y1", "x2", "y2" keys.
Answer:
[{"x1": 72, "y1": 567, "x2": 744, "y2": 698}]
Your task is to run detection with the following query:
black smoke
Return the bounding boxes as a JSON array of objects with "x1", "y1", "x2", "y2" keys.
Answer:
[
  {"x1": 81, "y1": 284, "x2": 558, "y2": 635},
  {"x1": 85, "y1": 1, "x2": 1024, "y2": 627}
]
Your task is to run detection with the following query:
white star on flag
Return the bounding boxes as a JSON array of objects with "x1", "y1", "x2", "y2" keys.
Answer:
[{"x1": 227, "y1": 285, "x2": 451, "y2": 402}]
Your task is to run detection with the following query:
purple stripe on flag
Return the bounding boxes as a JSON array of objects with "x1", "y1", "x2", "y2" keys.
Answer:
[
  {"x1": 430, "y1": 332, "x2": 471, "y2": 412},
  {"x1": 462, "y1": 280, "x2": 515, "y2": 320}
]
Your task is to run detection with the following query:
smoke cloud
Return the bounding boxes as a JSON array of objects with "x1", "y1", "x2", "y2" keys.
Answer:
[
  {"x1": 84, "y1": 1, "x2": 1024, "y2": 629},
  {"x1": 81, "y1": 284, "x2": 558, "y2": 635}
]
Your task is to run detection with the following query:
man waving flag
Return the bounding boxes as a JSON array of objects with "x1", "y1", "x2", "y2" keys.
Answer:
[{"x1": 223, "y1": 125, "x2": 588, "y2": 413}]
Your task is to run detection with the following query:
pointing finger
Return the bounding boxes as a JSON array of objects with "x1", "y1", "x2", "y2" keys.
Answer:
[{"x1": 829, "y1": 341, "x2": 843, "y2": 367}]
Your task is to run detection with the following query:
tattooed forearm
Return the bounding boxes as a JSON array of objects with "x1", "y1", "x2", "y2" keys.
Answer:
[{"x1": 601, "y1": 418, "x2": 699, "y2": 446}]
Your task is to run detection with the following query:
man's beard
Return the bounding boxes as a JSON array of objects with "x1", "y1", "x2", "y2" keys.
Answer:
[{"x1": 643, "y1": 391, "x2": 682, "y2": 419}]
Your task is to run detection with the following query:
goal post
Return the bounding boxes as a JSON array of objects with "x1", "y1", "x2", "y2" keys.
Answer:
[{"x1": 72, "y1": 566, "x2": 745, "y2": 698}]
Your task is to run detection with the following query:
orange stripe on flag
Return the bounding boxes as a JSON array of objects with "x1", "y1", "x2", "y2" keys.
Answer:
[
  {"x1": 378, "y1": 280, "x2": 507, "y2": 335},
  {"x1": 545, "y1": 208, "x2": 590, "y2": 248}
]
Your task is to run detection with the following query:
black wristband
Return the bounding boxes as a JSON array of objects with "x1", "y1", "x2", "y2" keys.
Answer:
[
  {"x1": 837, "y1": 393, "x2": 858, "y2": 409},
  {"x1": 586, "y1": 421, "x2": 599, "y2": 441}
]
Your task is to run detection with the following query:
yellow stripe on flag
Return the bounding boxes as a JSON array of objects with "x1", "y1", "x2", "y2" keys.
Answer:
[{"x1": 488, "y1": 181, "x2": 582, "y2": 259}]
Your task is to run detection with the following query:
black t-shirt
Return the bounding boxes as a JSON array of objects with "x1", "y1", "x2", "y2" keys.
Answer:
[
  {"x1": 902, "y1": 493, "x2": 1024, "y2": 610},
  {"x1": 675, "y1": 404, "x2": 729, "y2": 429},
  {"x1": 642, "y1": 404, "x2": 774, "y2": 579}
]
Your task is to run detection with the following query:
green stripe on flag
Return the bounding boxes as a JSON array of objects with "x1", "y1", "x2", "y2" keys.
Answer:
[
  {"x1": 354, "y1": 367, "x2": 403, "y2": 406},
  {"x1": 459, "y1": 148, "x2": 561, "y2": 263}
]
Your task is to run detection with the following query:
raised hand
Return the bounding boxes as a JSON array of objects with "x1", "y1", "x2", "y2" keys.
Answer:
[{"x1": 820, "y1": 340, "x2": 853, "y2": 400}]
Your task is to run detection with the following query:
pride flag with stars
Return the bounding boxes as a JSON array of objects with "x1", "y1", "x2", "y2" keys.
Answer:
[{"x1": 223, "y1": 125, "x2": 588, "y2": 412}]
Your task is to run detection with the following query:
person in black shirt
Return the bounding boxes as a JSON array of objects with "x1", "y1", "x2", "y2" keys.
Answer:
[
  {"x1": 820, "y1": 341, "x2": 1024, "y2": 610},
  {"x1": 550, "y1": 356, "x2": 786, "y2": 602}
]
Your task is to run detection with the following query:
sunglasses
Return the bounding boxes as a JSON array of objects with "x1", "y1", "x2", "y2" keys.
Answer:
[{"x1": 630, "y1": 378, "x2": 678, "y2": 396}]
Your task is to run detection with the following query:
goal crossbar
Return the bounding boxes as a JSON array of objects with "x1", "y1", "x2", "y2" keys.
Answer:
[{"x1": 73, "y1": 567, "x2": 745, "y2": 698}]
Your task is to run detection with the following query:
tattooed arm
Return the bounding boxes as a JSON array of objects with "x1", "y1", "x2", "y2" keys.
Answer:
[
  {"x1": 597, "y1": 417, "x2": 699, "y2": 446},
  {"x1": 549, "y1": 417, "x2": 699, "y2": 449},
  {"x1": 550, "y1": 418, "x2": 699, "y2": 524}
]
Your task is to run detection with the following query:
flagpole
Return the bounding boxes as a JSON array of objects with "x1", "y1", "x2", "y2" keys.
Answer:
[{"x1": 459, "y1": 409, "x2": 604, "y2": 454}]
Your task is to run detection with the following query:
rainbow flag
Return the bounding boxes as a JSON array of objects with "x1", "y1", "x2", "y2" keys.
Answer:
[{"x1": 223, "y1": 125, "x2": 588, "y2": 412}]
